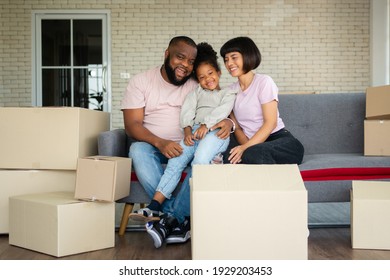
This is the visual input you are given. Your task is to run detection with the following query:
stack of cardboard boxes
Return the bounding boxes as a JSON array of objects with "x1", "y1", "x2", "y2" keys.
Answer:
[
  {"x1": 1, "y1": 107, "x2": 131, "y2": 257},
  {"x1": 351, "y1": 85, "x2": 390, "y2": 250},
  {"x1": 364, "y1": 85, "x2": 390, "y2": 156}
]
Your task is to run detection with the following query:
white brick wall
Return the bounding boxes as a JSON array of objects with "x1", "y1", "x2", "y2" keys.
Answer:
[{"x1": 0, "y1": 0, "x2": 371, "y2": 129}]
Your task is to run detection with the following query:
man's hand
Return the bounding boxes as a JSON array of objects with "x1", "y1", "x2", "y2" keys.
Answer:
[
  {"x1": 157, "y1": 139, "x2": 183, "y2": 159},
  {"x1": 210, "y1": 119, "x2": 233, "y2": 139}
]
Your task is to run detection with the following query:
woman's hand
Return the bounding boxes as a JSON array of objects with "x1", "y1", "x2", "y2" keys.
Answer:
[{"x1": 228, "y1": 145, "x2": 246, "y2": 164}]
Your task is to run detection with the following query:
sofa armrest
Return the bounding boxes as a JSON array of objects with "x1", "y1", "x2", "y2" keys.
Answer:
[{"x1": 97, "y1": 129, "x2": 128, "y2": 157}]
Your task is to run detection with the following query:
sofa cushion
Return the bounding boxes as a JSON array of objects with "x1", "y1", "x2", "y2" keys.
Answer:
[
  {"x1": 299, "y1": 153, "x2": 390, "y2": 202},
  {"x1": 300, "y1": 153, "x2": 390, "y2": 171},
  {"x1": 300, "y1": 153, "x2": 390, "y2": 181}
]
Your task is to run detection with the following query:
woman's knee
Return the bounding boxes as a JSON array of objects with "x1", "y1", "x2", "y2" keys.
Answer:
[{"x1": 242, "y1": 145, "x2": 275, "y2": 164}]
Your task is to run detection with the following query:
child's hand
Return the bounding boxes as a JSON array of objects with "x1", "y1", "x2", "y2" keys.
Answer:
[
  {"x1": 184, "y1": 134, "x2": 194, "y2": 146},
  {"x1": 193, "y1": 125, "x2": 208, "y2": 140}
]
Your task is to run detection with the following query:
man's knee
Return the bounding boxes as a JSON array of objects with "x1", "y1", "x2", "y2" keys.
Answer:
[{"x1": 129, "y1": 142, "x2": 148, "y2": 159}]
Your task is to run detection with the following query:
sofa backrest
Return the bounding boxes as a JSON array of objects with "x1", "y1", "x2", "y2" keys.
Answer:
[{"x1": 278, "y1": 92, "x2": 366, "y2": 155}]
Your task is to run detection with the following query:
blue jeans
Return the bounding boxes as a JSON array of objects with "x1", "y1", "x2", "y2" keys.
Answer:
[
  {"x1": 129, "y1": 142, "x2": 188, "y2": 223},
  {"x1": 156, "y1": 125, "x2": 229, "y2": 199},
  {"x1": 129, "y1": 126, "x2": 229, "y2": 223}
]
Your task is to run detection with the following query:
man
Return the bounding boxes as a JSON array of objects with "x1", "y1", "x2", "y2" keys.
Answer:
[{"x1": 121, "y1": 36, "x2": 198, "y2": 248}]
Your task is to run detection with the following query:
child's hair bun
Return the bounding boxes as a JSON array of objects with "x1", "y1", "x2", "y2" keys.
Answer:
[
  {"x1": 194, "y1": 42, "x2": 220, "y2": 73},
  {"x1": 196, "y1": 42, "x2": 217, "y2": 61}
]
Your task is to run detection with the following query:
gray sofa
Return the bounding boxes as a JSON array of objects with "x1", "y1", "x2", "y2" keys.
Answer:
[
  {"x1": 98, "y1": 92, "x2": 390, "y2": 231},
  {"x1": 279, "y1": 92, "x2": 390, "y2": 202}
]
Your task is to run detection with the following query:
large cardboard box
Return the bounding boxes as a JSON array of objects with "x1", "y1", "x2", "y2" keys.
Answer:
[
  {"x1": 75, "y1": 156, "x2": 131, "y2": 202},
  {"x1": 191, "y1": 164, "x2": 308, "y2": 260},
  {"x1": 351, "y1": 181, "x2": 390, "y2": 250},
  {"x1": 9, "y1": 191, "x2": 115, "y2": 257},
  {"x1": 364, "y1": 120, "x2": 390, "y2": 156},
  {"x1": 366, "y1": 85, "x2": 390, "y2": 120},
  {"x1": 0, "y1": 169, "x2": 76, "y2": 234},
  {"x1": 0, "y1": 107, "x2": 110, "y2": 170}
]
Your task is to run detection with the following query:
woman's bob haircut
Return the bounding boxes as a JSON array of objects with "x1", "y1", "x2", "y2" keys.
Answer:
[{"x1": 220, "y1": 37, "x2": 261, "y2": 74}]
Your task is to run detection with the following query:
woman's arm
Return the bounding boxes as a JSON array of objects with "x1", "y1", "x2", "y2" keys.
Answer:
[
  {"x1": 230, "y1": 112, "x2": 248, "y2": 144},
  {"x1": 228, "y1": 100, "x2": 278, "y2": 163},
  {"x1": 244, "y1": 100, "x2": 278, "y2": 146}
]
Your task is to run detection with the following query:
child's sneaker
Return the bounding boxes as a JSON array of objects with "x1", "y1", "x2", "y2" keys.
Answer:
[
  {"x1": 129, "y1": 207, "x2": 161, "y2": 222},
  {"x1": 166, "y1": 217, "x2": 191, "y2": 244},
  {"x1": 146, "y1": 215, "x2": 179, "y2": 248}
]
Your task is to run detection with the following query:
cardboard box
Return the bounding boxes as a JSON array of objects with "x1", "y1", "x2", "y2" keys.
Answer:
[
  {"x1": 0, "y1": 169, "x2": 76, "y2": 234},
  {"x1": 9, "y1": 191, "x2": 115, "y2": 257},
  {"x1": 366, "y1": 85, "x2": 390, "y2": 119},
  {"x1": 75, "y1": 156, "x2": 131, "y2": 202},
  {"x1": 351, "y1": 181, "x2": 390, "y2": 250},
  {"x1": 191, "y1": 164, "x2": 308, "y2": 260},
  {"x1": 364, "y1": 120, "x2": 390, "y2": 156},
  {"x1": 0, "y1": 107, "x2": 110, "y2": 170}
]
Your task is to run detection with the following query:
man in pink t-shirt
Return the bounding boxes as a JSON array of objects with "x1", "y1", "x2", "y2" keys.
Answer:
[{"x1": 120, "y1": 36, "x2": 199, "y2": 248}]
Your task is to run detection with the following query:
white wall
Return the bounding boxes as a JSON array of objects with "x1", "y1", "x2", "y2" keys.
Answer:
[
  {"x1": 370, "y1": 0, "x2": 390, "y2": 86},
  {"x1": 0, "y1": 0, "x2": 376, "y2": 129}
]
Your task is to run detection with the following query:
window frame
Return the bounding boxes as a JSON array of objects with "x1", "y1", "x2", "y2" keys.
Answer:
[{"x1": 31, "y1": 10, "x2": 112, "y2": 112}]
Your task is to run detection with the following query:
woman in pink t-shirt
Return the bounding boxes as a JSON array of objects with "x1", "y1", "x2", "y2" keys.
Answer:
[{"x1": 219, "y1": 37, "x2": 304, "y2": 165}]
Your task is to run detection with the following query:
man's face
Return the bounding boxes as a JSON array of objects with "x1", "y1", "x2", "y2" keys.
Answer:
[{"x1": 164, "y1": 41, "x2": 197, "y2": 86}]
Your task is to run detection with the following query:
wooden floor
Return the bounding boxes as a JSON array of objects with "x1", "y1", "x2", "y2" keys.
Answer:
[{"x1": 1, "y1": 227, "x2": 390, "y2": 260}]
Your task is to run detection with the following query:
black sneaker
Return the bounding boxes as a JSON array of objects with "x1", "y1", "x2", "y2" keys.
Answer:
[
  {"x1": 166, "y1": 217, "x2": 191, "y2": 244},
  {"x1": 146, "y1": 215, "x2": 178, "y2": 248}
]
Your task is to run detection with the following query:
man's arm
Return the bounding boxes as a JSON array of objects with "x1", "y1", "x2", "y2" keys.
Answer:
[{"x1": 123, "y1": 108, "x2": 183, "y2": 158}]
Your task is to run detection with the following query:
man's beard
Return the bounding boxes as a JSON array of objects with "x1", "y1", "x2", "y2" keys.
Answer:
[{"x1": 164, "y1": 56, "x2": 191, "y2": 86}]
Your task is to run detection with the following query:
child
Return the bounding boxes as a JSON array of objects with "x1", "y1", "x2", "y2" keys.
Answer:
[{"x1": 130, "y1": 42, "x2": 237, "y2": 222}]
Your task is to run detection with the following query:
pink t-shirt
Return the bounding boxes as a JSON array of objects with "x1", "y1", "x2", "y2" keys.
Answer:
[
  {"x1": 121, "y1": 66, "x2": 198, "y2": 142},
  {"x1": 231, "y1": 73, "x2": 285, "y2": 139}
]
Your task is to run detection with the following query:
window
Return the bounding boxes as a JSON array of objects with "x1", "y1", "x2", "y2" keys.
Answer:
[{"x1": 32, "y1": 11, "x2": 111, "y2": 112}]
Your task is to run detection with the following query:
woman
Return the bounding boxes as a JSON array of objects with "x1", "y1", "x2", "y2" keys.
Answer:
[{"x1": 218, "y1": 36, "x2": 304, "y2": 165}]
